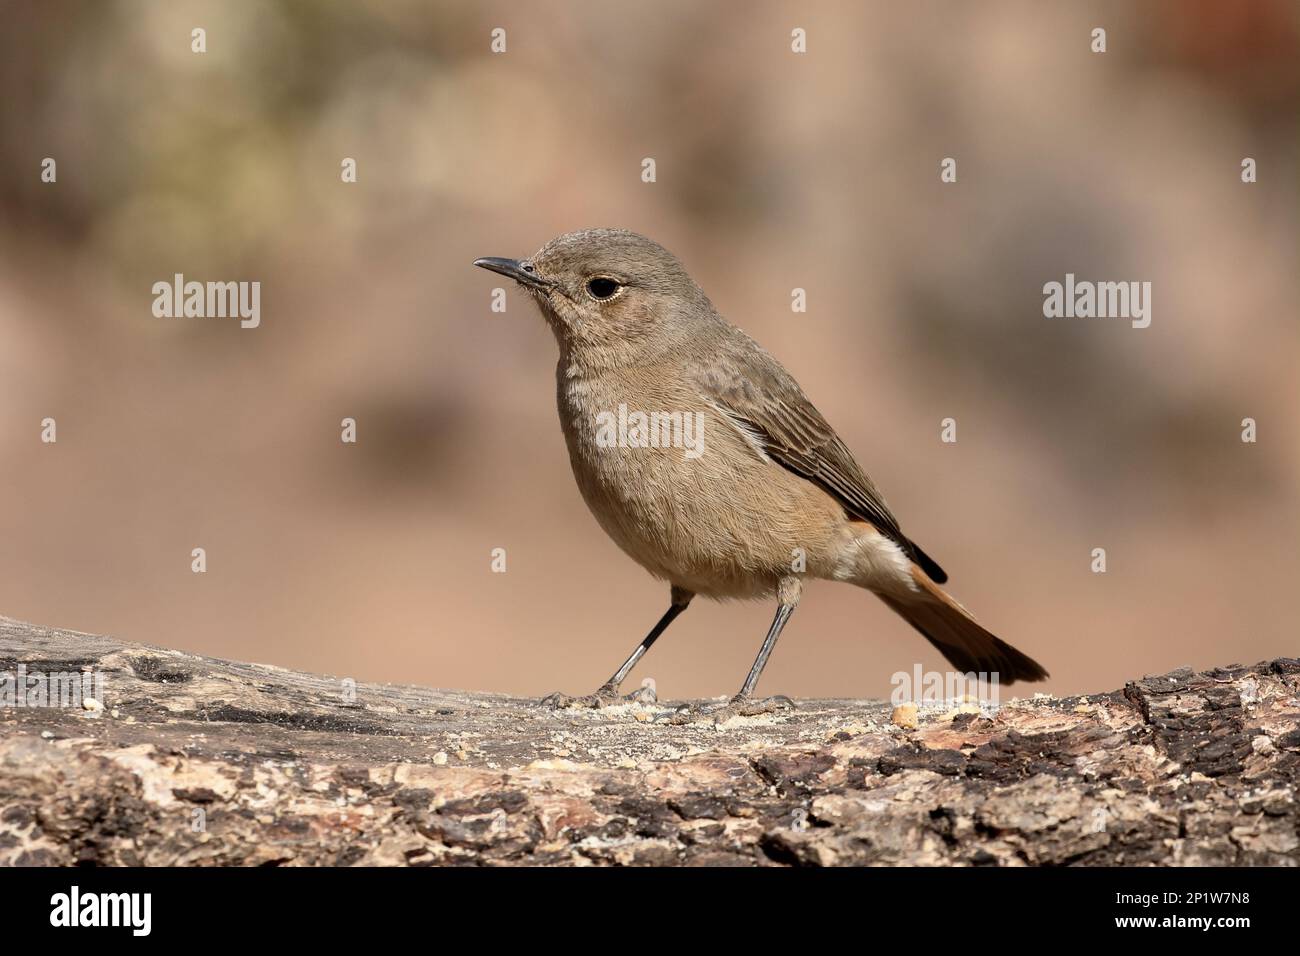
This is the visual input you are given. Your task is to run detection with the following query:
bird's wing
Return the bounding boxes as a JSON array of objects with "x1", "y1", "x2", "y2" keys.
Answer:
[{"x1": 692, "y1": 333, "x2": 948, "y2": 584}]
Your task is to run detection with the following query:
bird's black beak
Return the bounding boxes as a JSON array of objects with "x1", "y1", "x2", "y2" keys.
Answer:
[{"x1": 473, "y1": 257, "x2": 551, "y2": 291}]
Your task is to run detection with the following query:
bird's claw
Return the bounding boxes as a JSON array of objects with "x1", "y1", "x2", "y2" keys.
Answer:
[
  {"x1": 540, "y1": 687, "x2": 617, "y2": 710},
  {"x1": 623, "y1": 680, "x2": 658, "y2": 705},
  {"x1": 541, "y1": 681, "x2": 658, "y2": 710}
]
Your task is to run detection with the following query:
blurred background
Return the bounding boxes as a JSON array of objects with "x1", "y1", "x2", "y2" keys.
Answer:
[{"x1": 1, "y1": 0, "x2": 1296, "y2": 701}]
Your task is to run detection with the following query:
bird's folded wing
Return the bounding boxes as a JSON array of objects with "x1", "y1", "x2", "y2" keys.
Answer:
[{"x1": 693, "y1": 336, "x2": 948, "y2": 583}]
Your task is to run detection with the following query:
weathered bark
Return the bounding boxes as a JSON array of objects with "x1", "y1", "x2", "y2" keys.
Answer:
[{"x1": 0, "y1": 615, "x2": 1296, "y2": 866}]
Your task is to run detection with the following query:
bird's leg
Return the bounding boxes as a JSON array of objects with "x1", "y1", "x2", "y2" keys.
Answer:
[
  {"x1": 544, "y1": 587, "x2": 693, "y2": 709},
  {"x1": 668, "y1": 577, "x2": 801, "y2": 723},
  {"x1": 727, "y1": 602, "x2": 797, "y2": 715}
]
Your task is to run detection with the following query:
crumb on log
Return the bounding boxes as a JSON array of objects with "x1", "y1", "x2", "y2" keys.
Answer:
[{"x1": 0, "y1": 615, "x2": 1297, "y2": 866}]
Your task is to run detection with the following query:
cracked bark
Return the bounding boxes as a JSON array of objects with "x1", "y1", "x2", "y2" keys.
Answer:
[{"x1": 0, "y1": 615, "x2": 1297, "y2": 866}]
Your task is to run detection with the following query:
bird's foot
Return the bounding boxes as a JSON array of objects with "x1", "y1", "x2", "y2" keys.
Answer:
[
  {"x1": 622, "y1": 679, "x2": 659, "y2": 705},
  {"x1": 542, "y1": 680, "x2": 658, "y2": 710},
  {"x1": 541, "y1": 685, "x2": 617, "y2": 710},
  {"x1": 659, "y1": 694, "x2": 795, "y2": 725}
]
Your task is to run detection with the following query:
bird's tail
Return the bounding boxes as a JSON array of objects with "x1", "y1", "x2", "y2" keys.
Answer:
[{"x1": 878, "y1": 564, "x2": 1048, "y2": 685}]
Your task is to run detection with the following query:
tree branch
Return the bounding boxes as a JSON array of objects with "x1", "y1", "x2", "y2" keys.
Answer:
[{"x1": 0, "y1": 615, "x2": 1296, "y2": 865}]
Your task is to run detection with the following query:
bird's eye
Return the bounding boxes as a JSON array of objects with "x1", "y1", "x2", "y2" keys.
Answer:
[{"x1": 586, "y1": 277, "x2": 621, "y2": 300}]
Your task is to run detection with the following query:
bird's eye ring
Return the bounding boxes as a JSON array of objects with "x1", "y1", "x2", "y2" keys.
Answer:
[{"x1": 586, "y1": 277, "x2": 621, "y2": 301}]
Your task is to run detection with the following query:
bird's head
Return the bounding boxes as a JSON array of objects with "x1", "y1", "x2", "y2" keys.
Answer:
[{"x1": 474, "y1": 229, "x2": 716, "y2": 366}]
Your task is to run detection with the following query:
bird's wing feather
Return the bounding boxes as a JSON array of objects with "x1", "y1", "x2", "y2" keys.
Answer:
[{"x1": 693, "y1": 331, "x2": 948, "y2": 583}]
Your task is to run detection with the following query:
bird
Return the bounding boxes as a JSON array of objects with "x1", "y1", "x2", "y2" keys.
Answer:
[{"x1": 474, "y1": 229, "x2": 1047, "y2": 719}]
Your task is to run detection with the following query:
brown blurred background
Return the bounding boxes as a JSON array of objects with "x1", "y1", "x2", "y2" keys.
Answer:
[{"x1": 1, "y1": 0, "x2": 1297, "y2": 701}]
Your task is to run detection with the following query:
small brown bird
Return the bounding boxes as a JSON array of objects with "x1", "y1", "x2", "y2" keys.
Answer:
[{"x1": 475, "y1": 229, "x2": 1046, "y2": 718}]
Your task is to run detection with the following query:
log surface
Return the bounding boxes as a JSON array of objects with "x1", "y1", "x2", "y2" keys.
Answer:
[{"x1": 0, "y1": 615, "x2": 1297, "y2": 866}]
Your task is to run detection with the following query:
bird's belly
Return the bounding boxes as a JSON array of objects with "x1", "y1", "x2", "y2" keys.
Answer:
[{"x1": 559, "y1": 395, "x2": 846, "y2": 598}]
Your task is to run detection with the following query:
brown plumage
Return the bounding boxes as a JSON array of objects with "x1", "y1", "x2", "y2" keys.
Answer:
[{"x1": 474, "y1": 229, "x2": 1047, "y2": 714}]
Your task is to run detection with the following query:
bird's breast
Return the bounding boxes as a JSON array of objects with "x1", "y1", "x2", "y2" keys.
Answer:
[{"x1": 553, "y1": 367, "x2": 848, "y2": 596}]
